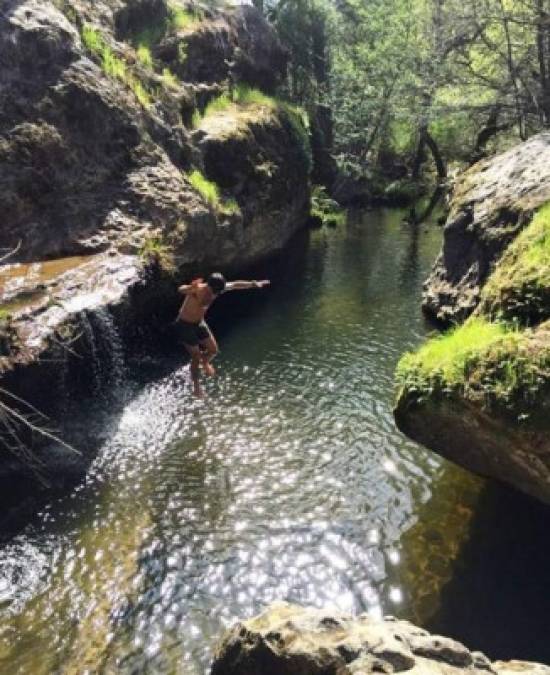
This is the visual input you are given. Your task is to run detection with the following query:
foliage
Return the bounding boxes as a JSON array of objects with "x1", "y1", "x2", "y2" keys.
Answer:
[
  {"x1": 162, "y1": 68, "x2": 179, "y2": 90},
  {"x1": 136, "y1": 45, "x2": 153, "y2": 69},
  {"x1": 397, "y1": 317, "x2": 550, "y2": 418},
  {"x1": 187, "y1": 170, "x2": 240, "y2": 215},
  {"x1": 480, "y1": 202, "x2": 550, "y2": 325},
  {"x1": 81, "y1": 26, "x2": 152, "y2": 107},
  {"x1": 139, "y1": 236, "x2": 175, "y2": 271},
  {"x1": 170, "y1": 6, "x2": 202, "y2": 31},
  {"x1": 266, "y1": 0, "x2": 550, "y2": 182},
  {"x1": 310, "y1": 185, "x2": 345, "y2": 225}
]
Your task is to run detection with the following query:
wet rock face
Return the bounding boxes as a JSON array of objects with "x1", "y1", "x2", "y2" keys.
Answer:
[
  {"x1": 423, "y1": 132, "x2": 550, "y2": 324},
  {"x1": 211, "y1": 603, "x2": 550, "y2": 675}
]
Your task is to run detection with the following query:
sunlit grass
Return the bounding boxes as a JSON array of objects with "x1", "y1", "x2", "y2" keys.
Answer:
[
  {"x1": 162, "y1": 68, "x2": 179, "y2": 90},
  {"x1": 187, "y1": 170, "x2": 240, "y2": 215},
  {"x1": 81, "y1": 25, "x2": 152, "y2": 108},
  {"x1": 136, "y1": 44, "x2": 153, "y2": 69},
  {"x1": 188, "y1": 170, "x2": 220, "y2": 207},
  {"x1": 397, "y1": 318, "x2": 515, "y2": 386},
  {"x1": 192, "y1": 87, "x2": 277, "y2": 128}
]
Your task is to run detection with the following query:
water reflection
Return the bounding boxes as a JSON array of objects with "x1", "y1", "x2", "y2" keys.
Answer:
[{"x1": 0, "y1": 210, "x2": 548, "y2": 674}]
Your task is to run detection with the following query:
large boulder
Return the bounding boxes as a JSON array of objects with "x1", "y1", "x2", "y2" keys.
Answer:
[
  {"x1": 423, "y1": 132, "x2": 550, "y2": 324},
  {"x1": 395, "y1": 135, "x2": 550, "y2": 504},
  {"x1": 0, "y1": 0, "x2": 310, "y2": 484},
  {"x1": 211, "y1": 602, "x2": 550, "y2": 675}
]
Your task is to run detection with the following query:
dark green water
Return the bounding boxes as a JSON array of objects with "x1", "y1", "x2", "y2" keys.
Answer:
[{"x1": 0, "y1": 209, "x2": 549, "y2": 674}]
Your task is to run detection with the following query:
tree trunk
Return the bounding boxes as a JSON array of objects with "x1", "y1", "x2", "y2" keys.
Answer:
[{"x1": 425, "y1": 131, "x2": 446, "y2": 180}]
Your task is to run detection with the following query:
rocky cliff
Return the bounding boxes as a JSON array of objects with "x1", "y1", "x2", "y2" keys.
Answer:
[
  {"x1": 395, "y1": 134, "x2": 550, "y2": 504},
  {"x1": 0, "y1": 0, "x2": 311, "y2": 485},
  {"x1": 423, "y1": 133, "x2": 550, "y2": 325},
  {"x1": 211, "y1": 602, "x2": 550, "y2": 675}
]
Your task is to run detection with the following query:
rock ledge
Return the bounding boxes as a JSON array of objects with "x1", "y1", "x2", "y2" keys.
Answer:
[{"x1": 211, "y1": 603, "x2": 549, "y2": 675}]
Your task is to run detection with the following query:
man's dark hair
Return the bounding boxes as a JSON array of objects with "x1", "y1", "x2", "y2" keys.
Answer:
[{"x1": 207, "y1": 272, "x2": 226, "y2": 294}]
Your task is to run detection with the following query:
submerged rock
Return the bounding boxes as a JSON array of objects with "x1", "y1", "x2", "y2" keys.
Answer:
[
  {"x1": 423, "y1": 132, "x2": 550, "y2": 324},
  {"x1": 211, "y1": 602, "x2": 550, "y2": 675}
]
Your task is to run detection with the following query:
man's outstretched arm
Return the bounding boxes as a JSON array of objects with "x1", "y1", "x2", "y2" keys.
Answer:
[{"x1": 225, "y1": 280, "x2": 270, "y2": 291}]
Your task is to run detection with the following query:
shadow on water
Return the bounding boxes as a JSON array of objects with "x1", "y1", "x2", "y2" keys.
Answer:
[
  {"x1": 426, "y1": 482, "x2": 550, "y2": 663},
  {"x1": 1, "y1": 210, "x2": 549, "y2": 673}
]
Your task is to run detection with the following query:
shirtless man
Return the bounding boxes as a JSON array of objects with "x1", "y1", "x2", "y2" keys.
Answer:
[{"x1": 177, "y1": 272, "x2": 270, "y2": 397}]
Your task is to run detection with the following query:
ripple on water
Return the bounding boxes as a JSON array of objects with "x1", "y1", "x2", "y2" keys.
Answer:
[{"x1": 0, "y1": 211, "x2": 498, "y2": 674}]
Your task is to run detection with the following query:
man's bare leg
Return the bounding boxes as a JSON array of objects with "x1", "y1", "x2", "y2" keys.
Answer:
[
  {"x1": 185, "y1": 345, "x2": 204, "y2": 397},
  {"x1": 199, "y1": 334, "x2": 219, "y2": 377}
]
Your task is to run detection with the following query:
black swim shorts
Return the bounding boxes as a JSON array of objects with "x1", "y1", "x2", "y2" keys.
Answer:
[{"x1": 178, "y1": 320, "x2": 211, "y2": 346}]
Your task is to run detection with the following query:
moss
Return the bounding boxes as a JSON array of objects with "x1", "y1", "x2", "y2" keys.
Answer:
[
  {"x1": 192, "y1": 87, "x2": 277, "y2": 129},
  {"x1": 161, "y1": 68, "x2": 179, "y2": 90},
  {"x1": 479, "y1": 202, "x2": 550, "y2": 325},
  {"x1": 279, "y1": 103, "x2": 312, "y2": 176},
  {"x1": 136, "y1": 44, "x2": 153, "y2": 69},
  {"x1": 187, "y1": 170, "x2": 240, "y2": 215},
  {"x1": 396, "y1": 317, "x2": 550, "y2": 421},
  {"x1": 81, "y1": 25, "x2": 153, "y2": 108}
]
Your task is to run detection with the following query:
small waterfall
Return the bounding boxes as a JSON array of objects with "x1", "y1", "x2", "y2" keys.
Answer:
[
  {"x1": 80, "y1": 307, "x2": 126, "y2": 400},
  {"x1": 80, "y1": 311, "x2": 103, "y2": 397}
]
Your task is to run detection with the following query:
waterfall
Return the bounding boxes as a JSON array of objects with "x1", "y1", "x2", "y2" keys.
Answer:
[{"x1": 80, "y1": 307, "x2": 126, "y2": 400}]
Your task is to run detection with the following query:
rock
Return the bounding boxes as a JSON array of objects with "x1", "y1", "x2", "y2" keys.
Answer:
[
  {"x1": 423, "y1": 132, "x2": 550, "y2": 324},
  {"x1": 157, "y1": 4, "x2": 287, "y2": 93},
  {"x1": 0, "y1": 0, "x2": 311, "y2": 481},
  {"x1": 395, "y1": 134, "x2": 550, "y2": 503},
  {"x1": 211, "y1": 603, "x2": 550, "y2": 675}
]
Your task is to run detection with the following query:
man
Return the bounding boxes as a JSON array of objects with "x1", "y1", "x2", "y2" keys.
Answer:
[{"x1": 177, "y1": 272, "x2": 270, "y2": 397}]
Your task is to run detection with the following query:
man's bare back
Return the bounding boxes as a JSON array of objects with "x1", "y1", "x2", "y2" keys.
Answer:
[{"x1": 176, "y1": 272, "x2": 270, "y2": 397}]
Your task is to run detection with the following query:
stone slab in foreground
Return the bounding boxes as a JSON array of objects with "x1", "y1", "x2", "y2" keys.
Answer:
[{"x1": 211, "y1": 602, "x2": 549, "y2": 675}]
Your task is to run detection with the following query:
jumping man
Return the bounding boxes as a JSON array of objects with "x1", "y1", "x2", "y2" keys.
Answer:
[{"x1": 177, "y1": 272, "x2": 270, "y2": 397}]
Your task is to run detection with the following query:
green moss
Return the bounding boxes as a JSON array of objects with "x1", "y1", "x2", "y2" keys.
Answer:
[
  {"x1": 187, "y1": 170, "x2": 240, "y2": 216},
  {"x1": 161, "y1": 68, "x2": 179, "y2": 90},
  {"x1": 396, "y1": 317, "x2": 550, "y2": 419},
  {"x1": 397, "y1": 318, "x2": 515, "y2": 387},
  {"x1": 480, "y1": 202, "x2": 550, "y2": 325},
  {"x1": 280, "y1": 103, "x2": 312, "y2": 175},
  {"x1": 188, "y1": 169, "x2": 220, "y2": 207},
  {"x1": 136, "y1": 44, "x2": 153, "y2": 69},
  {"x1": 233, "y1": 85, "x2": 276, "y2": 107},
  {"x1": 81, "y1": 25, "x2": 153, "y2": 108}
]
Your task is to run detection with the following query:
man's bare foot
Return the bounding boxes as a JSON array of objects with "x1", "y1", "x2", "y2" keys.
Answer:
[
  {"x1": 202, "y1": 361, "x2": 216, "y2": 377},
  {"x1": 192, "y1": 381, "x2": 204, "y2": 398}
]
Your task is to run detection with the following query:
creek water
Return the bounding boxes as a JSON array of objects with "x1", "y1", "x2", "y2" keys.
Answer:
[{"x1": 1, "y1": 209, "x2": 550, "y2": 674}]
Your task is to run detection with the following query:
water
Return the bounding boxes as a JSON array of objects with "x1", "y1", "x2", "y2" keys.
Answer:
[{"x1": 0, "y1": 209, "x2": 549, "y2": 674}]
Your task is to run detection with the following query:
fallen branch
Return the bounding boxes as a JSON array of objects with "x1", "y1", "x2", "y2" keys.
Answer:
[{"x1": 0, "y1": 241, "x2": 21, "y2": 265}]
